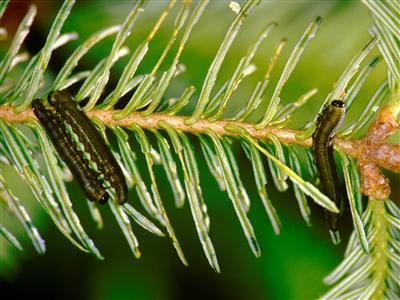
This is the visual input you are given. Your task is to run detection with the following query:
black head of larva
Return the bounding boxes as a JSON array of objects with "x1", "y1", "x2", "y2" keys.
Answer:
[
  {"x1": 98, "y1": 191, "x2": 109, "y2": 204},
  {"x1": 331, "y1": 100, "x2": 345, "y2": 108},
  {"x1": 31, "y1": 99, "x2": 41, "y2": 113},
  {"x1": 31, "y1": 99, "x2": 49, "y2": 119}
]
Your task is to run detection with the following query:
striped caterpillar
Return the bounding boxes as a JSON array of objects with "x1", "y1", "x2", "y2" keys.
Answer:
[
  {"x1": 312, "y1": 100, "x2": 345, "y2": 241},
  {"x1": 49, "y1": 90, "x2": 128, "y2": 204},
  {"x1": 31, "y1": 100, "x2": 109, "y2": 204}
]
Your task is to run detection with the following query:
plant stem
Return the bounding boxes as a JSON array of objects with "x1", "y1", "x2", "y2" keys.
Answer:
[
  {"x1": 0, "y1": 106, "x2": 398, "y2": 176},
  {"x1": 370, "y1": 201, "x2": 389, "y2": 300}
]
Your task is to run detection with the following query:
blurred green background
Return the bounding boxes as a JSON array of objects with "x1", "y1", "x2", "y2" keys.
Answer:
[{"x1": 0, "y1": 1, "x2": 397, "y2": 299}]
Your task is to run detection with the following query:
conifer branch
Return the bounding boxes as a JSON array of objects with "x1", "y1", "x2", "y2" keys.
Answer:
[
  {"x1": 1, "y1": 106, "x2": 398, "y2": 176},
  {"x1": 0, "y1": 1, "x2": 398, "y2": 295}
]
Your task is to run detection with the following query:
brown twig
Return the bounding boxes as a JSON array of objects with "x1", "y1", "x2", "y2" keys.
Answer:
[
  {"x1": 353, "y1": 104, "x2": 400, "y2": 200},
  {"x1": 1, "y1": 105, "x2": 399, "y2": 200}
]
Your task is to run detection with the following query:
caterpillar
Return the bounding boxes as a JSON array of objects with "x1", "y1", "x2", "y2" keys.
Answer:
[
  {"x1": 312, "y1": 100, "x2": 345, "y2": 238},
  {"x1": 49, "y1": 90, "x2": 128, "y2": 204},
  {"x1": 31, "y1": 100, "x2": 109, "y2": 204}
]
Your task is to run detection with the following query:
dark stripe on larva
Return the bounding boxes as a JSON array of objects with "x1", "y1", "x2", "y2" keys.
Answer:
[
  {"x1": 31, "y1": 100, "x2": 109, "y2": 204},
  {"x1": 49, "y1": 90, "x2": 128, "y2": 204},
  {"x1": 312, "y1": 100, "x2": 345, "y2": 232}
]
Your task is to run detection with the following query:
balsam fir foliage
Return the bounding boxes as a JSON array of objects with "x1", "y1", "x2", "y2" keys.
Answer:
[{"x1": 0, "y1": 0, "x2": 399, "y2": 298}]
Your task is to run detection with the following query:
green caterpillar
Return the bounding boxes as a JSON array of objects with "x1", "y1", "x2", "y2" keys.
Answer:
[
  {"x1": 49, "y1": 90, "x2": 128, "y2": 204},
  {"x1": 32, "y1": 100, "x2": 108, "y2": 204},
  {"x1": 312, "y1": 100, "x2": 345, "y2": 241}
]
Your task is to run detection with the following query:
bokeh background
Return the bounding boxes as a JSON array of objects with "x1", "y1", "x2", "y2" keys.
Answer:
[{"x1": 1, "y1": 1, "x2": 398, "y2": 299}]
